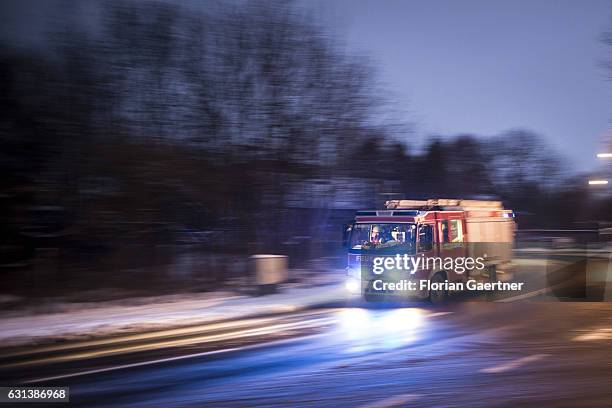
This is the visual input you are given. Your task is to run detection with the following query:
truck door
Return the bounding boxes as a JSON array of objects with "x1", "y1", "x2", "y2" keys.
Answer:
[
  {"x1": 438, "y1": 215, "x2": 467, "y2": 282},
  {"x1": 417, "y1": 223, "x2": 435, "y2": 279}
]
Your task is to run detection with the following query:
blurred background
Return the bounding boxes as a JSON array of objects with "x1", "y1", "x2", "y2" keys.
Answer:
[
  {"x1": 1, "y1": 0, "x2": 611, "y2": 303},
  {"x1": 1, "y1": 2, "x2": 612, "y2": 407}
]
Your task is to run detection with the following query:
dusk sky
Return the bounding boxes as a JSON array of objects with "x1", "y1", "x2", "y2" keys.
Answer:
[
  {"x1": 304, "y1": 0, "x2": 612, "y2": 172},
  {"x1": 2, "y1": 0, "x2": 611, "y2": 172}
]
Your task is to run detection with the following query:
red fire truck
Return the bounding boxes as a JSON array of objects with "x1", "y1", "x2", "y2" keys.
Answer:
[{"x1": 343, "y1": 199, "x2": 515, "y2": 302}]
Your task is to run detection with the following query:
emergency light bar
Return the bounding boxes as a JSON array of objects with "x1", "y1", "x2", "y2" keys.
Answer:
[
  {"x1": 385, "y1": 198, "x2": 503, "y2": 210},
  {"x1": 355, "y1": 210, "x2": 420, "y2": 216}
]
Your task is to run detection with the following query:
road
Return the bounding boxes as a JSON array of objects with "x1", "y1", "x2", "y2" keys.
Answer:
[
  {"x1": 1, "y1": 302, "x2": 612, "y2": 407},
  {"x1": 0, "y1": 253, "x2": 611, "y2": 407}
]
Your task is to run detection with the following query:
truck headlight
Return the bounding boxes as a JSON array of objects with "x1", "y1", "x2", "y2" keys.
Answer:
[{"x1": 345, "y1": 278, "x2": 360, "y2": 293}]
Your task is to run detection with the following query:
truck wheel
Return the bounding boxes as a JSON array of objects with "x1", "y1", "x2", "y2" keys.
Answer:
[{"x1": 429, "y1": 273, "x2": 448, "y2": 304}]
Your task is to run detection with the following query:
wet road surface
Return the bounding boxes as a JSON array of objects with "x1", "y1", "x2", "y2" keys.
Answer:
[{"x1": 1, "y1": 301, "x2": 612, "y2": 407}]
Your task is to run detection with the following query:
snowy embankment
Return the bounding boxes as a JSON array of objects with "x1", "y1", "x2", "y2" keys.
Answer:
[{"x1": 0, "y1": 272, "x2": 346, "y2": 347}]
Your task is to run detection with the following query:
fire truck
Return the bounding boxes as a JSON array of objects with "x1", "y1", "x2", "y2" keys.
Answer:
[{"x1": 343, "y1": 199, "x2": 515, "y2": 302}]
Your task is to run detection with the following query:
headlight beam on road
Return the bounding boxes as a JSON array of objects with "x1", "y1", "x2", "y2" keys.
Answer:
[{"x1": 588, "y1": 180, "x2": 608, "y2": 185}]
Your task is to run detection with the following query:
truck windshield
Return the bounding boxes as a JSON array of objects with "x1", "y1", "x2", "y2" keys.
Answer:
[{"x1": 349, "y1": 223, "x2": 416, "y2": 252}]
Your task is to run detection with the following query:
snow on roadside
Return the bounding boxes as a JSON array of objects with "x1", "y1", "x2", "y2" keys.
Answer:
[{"x1": 0, "y1": 282, "x2": 345, "y2": 347}]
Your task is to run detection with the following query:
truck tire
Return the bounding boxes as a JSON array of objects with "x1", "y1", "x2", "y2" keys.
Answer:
[{"x1": 429, "y1": 272, "x2": 448, "y2": 304}]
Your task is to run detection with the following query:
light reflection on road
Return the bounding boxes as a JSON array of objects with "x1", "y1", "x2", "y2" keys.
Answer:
[{"x1": 336, "y1": 308, "x2": 427, "y2": 353}]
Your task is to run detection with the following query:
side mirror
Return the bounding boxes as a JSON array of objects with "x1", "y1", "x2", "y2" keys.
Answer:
[
  {"x1": 342, "y1": 224, "x2": 352, "y2": 248},
  {"x1": 418, "y1": 225, "x2": 433, "y2": 252}
]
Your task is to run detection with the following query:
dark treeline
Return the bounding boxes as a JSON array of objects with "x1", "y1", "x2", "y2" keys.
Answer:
[{"x1": 1, "y1": 1, "x2": 609, "y2": 293}]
